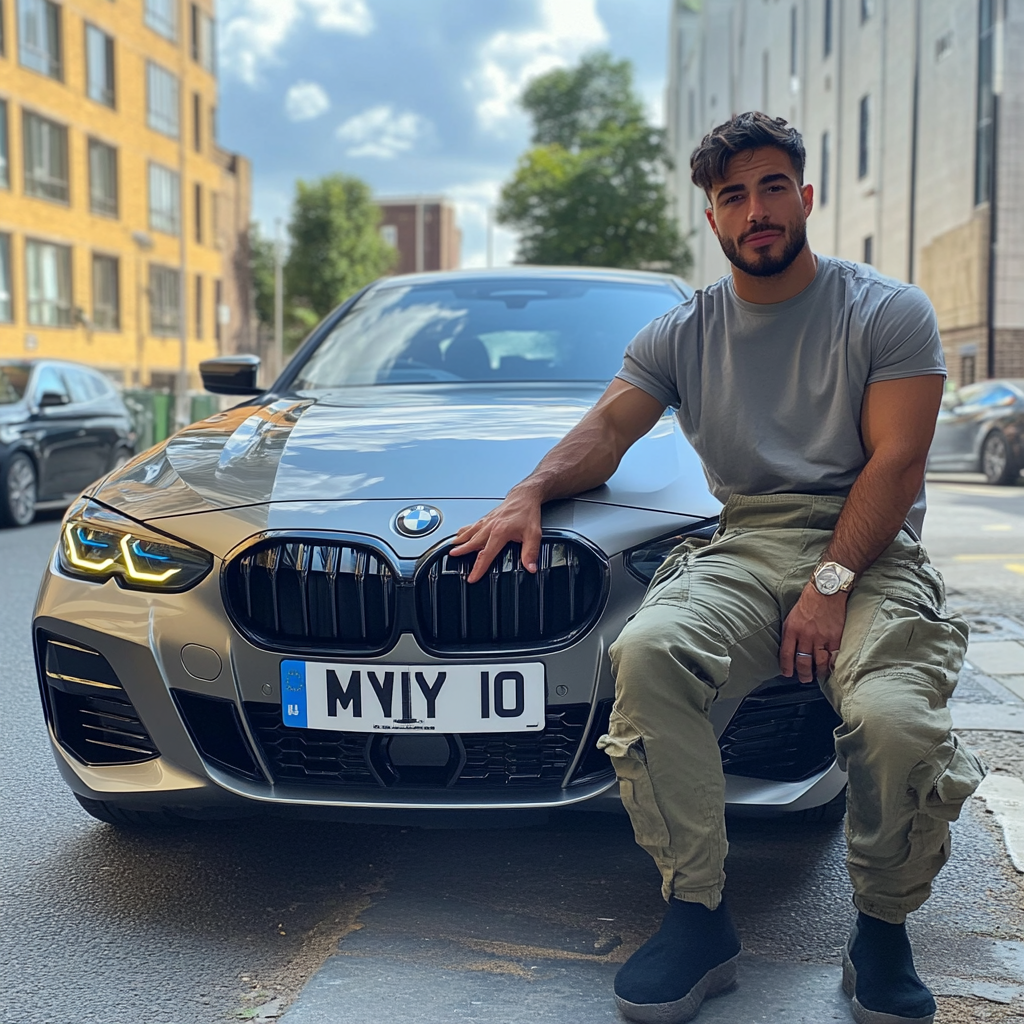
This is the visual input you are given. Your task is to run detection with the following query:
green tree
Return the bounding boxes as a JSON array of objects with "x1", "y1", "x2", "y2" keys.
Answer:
[
  {"x1": 498, "y1": 53, "x2": 691, "y2": 276},
  {"x1": 285, "y1": 174, "x2": 396, "y2": 321},
  {"x1": 249, "y1": 222, "x2": 277, "y2": 329}
]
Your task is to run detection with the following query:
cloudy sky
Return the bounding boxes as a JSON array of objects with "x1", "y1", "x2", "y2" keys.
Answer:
[{"x1": 216, "y1": 0, "x2": 671, "y2": 267}]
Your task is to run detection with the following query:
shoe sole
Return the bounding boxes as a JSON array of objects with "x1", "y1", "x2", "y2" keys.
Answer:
[
  {"x1": 842, "y1": 947, "x2": 935, "y2": 1024},
  {"x1": 614, "y1": 953, "x2": 740, "y2": 1024}
]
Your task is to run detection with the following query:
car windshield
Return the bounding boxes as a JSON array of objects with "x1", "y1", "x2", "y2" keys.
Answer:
[
  {"x1": 0, "y1": 364, "x2": 30, "y2": 404},
  {"x1": 290, "y1": 277, "x2": 685, "y2": 387}
]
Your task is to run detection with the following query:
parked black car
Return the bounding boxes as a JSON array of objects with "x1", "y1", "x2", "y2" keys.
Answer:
[
  {"x1": 0, "y1": 359, "x2": 135, "y2": 527},
  {"x1": 928, "y1": 379, "x2": 1024, "y2": 485}
]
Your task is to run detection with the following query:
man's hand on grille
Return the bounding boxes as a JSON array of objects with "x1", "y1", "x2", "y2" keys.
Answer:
[{"x1": 451, "y1": 485, "x2": 544, "y2": 584}]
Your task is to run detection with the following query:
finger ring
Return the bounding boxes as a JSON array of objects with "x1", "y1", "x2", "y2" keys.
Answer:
[{"x1": 796, "y1": 651, "x2": 813, "y2": 657}]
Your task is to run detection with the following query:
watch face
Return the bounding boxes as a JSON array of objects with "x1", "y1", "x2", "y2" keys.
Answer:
[{"x1": 815, "y1": 568, "x2": 841, "y2": 595}]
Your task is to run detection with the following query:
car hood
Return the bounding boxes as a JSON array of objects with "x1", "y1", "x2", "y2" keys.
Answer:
[{"x1": 91, "y1": 384, "x2": 717, "y2": 521}]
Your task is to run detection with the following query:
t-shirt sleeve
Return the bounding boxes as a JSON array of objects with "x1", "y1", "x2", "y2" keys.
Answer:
[
  {"x1": 865, "y1": 284, "x2": 947, "y2": 385},
  {"x1": 615, "y1": 310, "x2": 682, "y2": 410}
]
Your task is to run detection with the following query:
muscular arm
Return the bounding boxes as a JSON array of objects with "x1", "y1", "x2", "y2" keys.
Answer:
[
  {"x1": 780, "y1": 373, "x2": 945, "y2": 682},
  {"x1": 451, "y1": 379, "x2": 666, "y2": 583}
]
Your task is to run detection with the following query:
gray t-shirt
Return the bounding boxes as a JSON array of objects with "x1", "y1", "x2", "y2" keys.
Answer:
[{"x1": 616, "y1": 255, "x2": 945, "y2": 537}]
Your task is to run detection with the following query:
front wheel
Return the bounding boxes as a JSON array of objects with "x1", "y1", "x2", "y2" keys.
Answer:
[
  {"x1": 981, "y1": 430, "x2": 1020, "y2": 485},
  {"x1": 0, "y1": 452, "x2": 37, "y2": 527}
]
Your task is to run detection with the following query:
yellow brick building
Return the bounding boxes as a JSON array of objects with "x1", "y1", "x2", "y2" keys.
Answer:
[{"x1": 0, "y1": 0, "x2": 252, "y2": 388}]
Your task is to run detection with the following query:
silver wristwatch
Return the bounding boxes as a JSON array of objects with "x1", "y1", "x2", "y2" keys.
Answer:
[{"x1": 812, "y1": 561, "x2": 857, "y2": 596}]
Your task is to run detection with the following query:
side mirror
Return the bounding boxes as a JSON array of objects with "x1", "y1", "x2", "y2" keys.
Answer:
[
  {"x1": 38, "y1": 390, "x2": 70, "y2": 408},
  {"x1": 200, "y1": 354, "x2": 262, "y2": 395}
]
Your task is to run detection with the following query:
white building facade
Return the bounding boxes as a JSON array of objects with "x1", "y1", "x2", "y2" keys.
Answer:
[{"x1": 667, "y1": 0, "x2": 1024, "y2": 384}]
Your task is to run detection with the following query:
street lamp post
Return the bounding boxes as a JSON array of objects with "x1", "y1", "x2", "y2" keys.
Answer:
[{"x1": 131, "y1": 230, "x2": 154, "y2": 387}]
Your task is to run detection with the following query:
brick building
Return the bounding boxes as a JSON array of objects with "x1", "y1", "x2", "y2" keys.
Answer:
[
  {"x1": 667, "y1": 0, "x2": 1024, "y2": 385},
  {"x1": 0, "y1": 0, "x2": 254, "y2": 389},
  {"x1": 374, "y1": 196, "x2": 461, "y2": 275}
]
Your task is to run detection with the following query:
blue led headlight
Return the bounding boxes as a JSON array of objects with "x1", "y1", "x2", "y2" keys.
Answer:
[{"x1": 58, "y1": 499, "x2": 212, "y2": 591}]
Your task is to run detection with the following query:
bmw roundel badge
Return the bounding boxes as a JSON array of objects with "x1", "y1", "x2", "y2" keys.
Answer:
[{"x1": 394, "y1": 504, "x2": 443, "y2": 538}]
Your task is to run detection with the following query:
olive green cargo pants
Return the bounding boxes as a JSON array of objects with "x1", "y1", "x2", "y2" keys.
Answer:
[{"x1": 600, "y1": 494, "x2": 986, "y2": 925}]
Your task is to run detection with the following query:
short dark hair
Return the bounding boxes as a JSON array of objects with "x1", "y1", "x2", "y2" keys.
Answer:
[{"x1": 690, "y1": 112, "x2": 806, "y2": 193}]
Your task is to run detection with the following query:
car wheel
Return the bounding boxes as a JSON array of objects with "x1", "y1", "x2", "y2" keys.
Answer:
[
  {"x1": 0, "y1": 452, "x2": 38, "y2": 528},
  {"x1": 74, "y1": 794, "x2": 184, "y2": 828},
  {"x1": 793, "y1": 784, "x2": 847, "y2": 824},
  {"x1": 981, "y1": 430, "x2": 1020, "y2": 485}
]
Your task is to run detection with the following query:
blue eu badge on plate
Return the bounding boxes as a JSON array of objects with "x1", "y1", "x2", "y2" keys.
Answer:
[{"x1": 281, "y1": 660, "x2": 307, "y2": 727}]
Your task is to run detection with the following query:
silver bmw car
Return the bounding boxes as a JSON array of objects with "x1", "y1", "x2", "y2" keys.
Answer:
[{"x1": 33, "y1": 267, "x2": 847, "y2": 827}]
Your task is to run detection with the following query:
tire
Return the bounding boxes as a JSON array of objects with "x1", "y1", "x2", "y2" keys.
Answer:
[
  {"x1": 980, "y1": 430, "x2": 1020, "y2": 485},
  {"x1": 0, "y1": 452, "x2": 38, "y2": 528},
  {"x1": 793, "y1": 784, "x2": 847, "y2": 824},
  {"x1": 74, "y1": 794, "x2": 184, "y2": 829}
]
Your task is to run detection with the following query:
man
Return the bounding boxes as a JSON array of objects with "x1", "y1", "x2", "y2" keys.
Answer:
[{"x1": 451, "y1": 111, "x2": 985, "y2": 1024}]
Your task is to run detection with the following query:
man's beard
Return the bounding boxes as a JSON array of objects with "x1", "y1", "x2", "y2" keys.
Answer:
[{"x1": 719, "y1": 221, "x2": 808, "y2": 278}]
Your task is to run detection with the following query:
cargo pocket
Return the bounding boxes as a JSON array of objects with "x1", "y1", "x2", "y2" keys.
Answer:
[
  {"x1": 598, "y1": 712, "x2": 671, "y2": 848},
  {"x1": 909, "y1": 735, "x2": 988, "y2": 823}
]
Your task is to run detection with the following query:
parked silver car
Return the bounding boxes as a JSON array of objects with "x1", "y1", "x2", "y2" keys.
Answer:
[
  {"x1": 33, "y1": 268, "x2": 847, "y2": 827},
  {"x1": 928, "y1": 379, "x2": 1024, "y2": 485}
]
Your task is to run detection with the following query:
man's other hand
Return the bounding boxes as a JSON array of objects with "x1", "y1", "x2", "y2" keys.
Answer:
[
  {"x1": 779, "y1": 583, "x2": 848, "y2": 683},
  {"x1": 450, "y1": 485, "x2": 543, "y2": 584}
]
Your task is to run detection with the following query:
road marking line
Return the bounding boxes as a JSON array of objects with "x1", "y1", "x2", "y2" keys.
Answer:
[
  {"x1": 1007, "y1": 564, "x2": 1024, "y2": 576},
  {"x1": 983, "y1": 524, "x2": 1014, "y2": 531},
  {"x1": 953, "y1": 554, "x2": 1024, "y2": 562},
  {"x1": 975, "y1": 774, "x2": 1024, "y2": 873}
]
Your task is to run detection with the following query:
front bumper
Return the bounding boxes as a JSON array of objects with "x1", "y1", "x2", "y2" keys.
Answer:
[{"x1": 34, "y1": 538, "x2": 846, "y2": 820}]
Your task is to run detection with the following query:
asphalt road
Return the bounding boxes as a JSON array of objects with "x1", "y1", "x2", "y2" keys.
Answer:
[{"x1": 1, "y1": 482, "x2": 1023, "y2": 1024}]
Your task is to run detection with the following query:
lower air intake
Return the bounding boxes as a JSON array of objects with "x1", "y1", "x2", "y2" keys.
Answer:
[
  {"x1": 39, "y1": 635, "x2": 158, "y2": 766},
  {"x1": 718, "y1": 678, "x2": 841, "y2": 783}
]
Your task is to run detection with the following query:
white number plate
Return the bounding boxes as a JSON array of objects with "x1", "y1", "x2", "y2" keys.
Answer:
[{"x1": 280, "y1": 660, "x2": 546, "y2": 733}]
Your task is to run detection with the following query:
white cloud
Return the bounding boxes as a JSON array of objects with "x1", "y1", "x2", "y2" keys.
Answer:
[
  {"x1": 220, "y1": 0, "x2": 373, "y2": 85},
  {"x1": 336, "y1": 105, "x2": 429, "y2": 159},
  {"x1": 468, "y1": 0, "x2": 609, "y2": 134},
  {"x1": 446, "y1": 180, "x2": 520, "y2": 269},
  {"x1": 285, "y1": 81, "x2": 331, "y2": 121}
]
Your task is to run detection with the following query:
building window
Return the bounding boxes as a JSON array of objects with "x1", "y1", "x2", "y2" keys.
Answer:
[
  {"x1": 26, "y1": 239, "x2": 72, "y2": 326},
  {"x1": 0, "y1": 234, "x2": 12, "y2": 323},
  {"x1": 92, "y1": 254, "x2": 119, "y2": 330},
  {"x1": 194, "y1": 274, "x2": 203, "y2": 339},
  {"x1": 214, "y1": 278, "x2": 222, "y2": 343},
  {"x1": 211, "y1": 191, "x2": 223, "y2": 249},
  {"x1": 824, "y1": 0, "x2": 833, "y2": 57},
  {"x1": 85, "y1": 24, "x2": 115, "y2": 107},
  {"x1": 191, "y1": 4, "x2": 215, "y2": 72},
  {"x1": 820, "y1": 131, "x2": 830, "y2": 206},
  {"x1": 150, "y1": 265, "x2": 181, "y2": 335},
  {"x1": 863, "y1": 236, "x2": 874, "y2": 265},
  {"x1": 192, "y1": 92, "x2": 202, "y2": 151},
  {"x1": 194, "y1": 182, "x2": 203, "y2": 243},
  {"x1": 379, "y1": 224, "x2": 397, "y2": 248},
  {"x1": 960, "y1": 354, "x2": 977, "y2": 386},
  {"x1": 857, "y1": 95, "x2": 870, "y2": 179},
  {"x1": 860, "y1": 0, "x2": 873, "y2": 23},
  {"x1": 790, "y1": 6, "x2": 798, "y2": 77},
  {"x1": 23, "y1": 112, "x2": 69, "y2": 204},
  {"x1": 0, "y1": 101, "x2": 8, "y2": 189},
  {"x1": 18, "y1": 0, "x2": 62, "y2": 80},
  {"x1": 88, "y1": 139, "x2": 117, "y2": 217},
  {"x1": 210, "y1": 104, "x2": 217, "y2": 143},
  {"x1": 146, "y1": 61, "x2": 180, "y2": 138},
  {"x1": 149, "y1": 163, "x2": 180, "y2": 235},
  {"x1": 975, "y1": 0, "x2": 995, "y2": 206},
  {"x1": 145, "y1": 0, "x2": 177, "y2": 42}
]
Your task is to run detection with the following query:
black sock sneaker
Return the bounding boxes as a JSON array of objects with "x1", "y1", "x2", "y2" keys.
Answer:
[
  {"x1": 613, "y1": 897, "x2": 741, "y2": 1024},
  {"x1": 842, "y1": 913, "x2": 936, "y2": 1024}
]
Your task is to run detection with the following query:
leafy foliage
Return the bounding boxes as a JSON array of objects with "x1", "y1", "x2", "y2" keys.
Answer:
[
  {"x1": 498, "y1": 53, "x2": 691, "y2": 276},
  {"x1": 250, "y1": 174, "x2": 396, "y2": 353}
]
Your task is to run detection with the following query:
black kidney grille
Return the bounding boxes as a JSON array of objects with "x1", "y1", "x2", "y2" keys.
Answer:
[
  {"x1": 416, "y1": 540, "x2": 605, "y2": 650},
  {"x1": 227, "y1": 541, "x2": 395, "y2": 650},
  {"x1": 718, "y1": 679, "x2": 841, "y2": 783}
]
